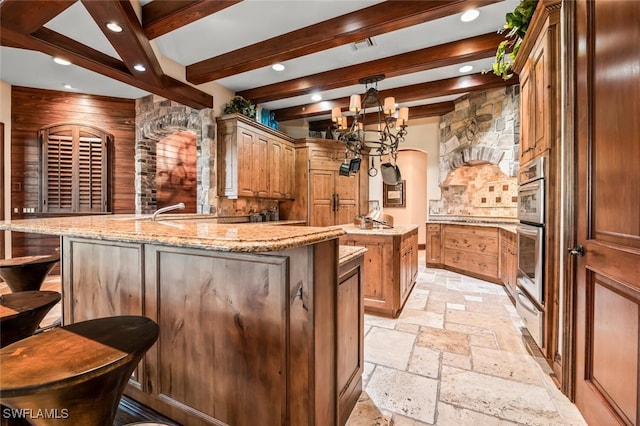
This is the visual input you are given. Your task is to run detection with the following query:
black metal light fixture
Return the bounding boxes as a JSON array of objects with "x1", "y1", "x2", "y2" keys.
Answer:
[{"x1": 332, "y1": 75, "x2": 408, "y2": 184}]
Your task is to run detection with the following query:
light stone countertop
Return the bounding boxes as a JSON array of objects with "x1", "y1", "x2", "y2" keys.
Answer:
[
  {"x1": 338, "y1": 245, "x2": 367, "y2": 266},
  {"x1": 0, "y1": 215, "x2": 344, "y2": 253},
  {"x1": 427, "y1": 220, "x2": 517, "y2": 233},
  {"x1": 335, "y1": 224, "x2": 420, "y2": 236}
]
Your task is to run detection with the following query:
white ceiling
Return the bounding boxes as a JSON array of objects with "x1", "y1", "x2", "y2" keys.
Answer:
[{"x1": 0, "y1": 0, "x2": 519, "y2": 115}]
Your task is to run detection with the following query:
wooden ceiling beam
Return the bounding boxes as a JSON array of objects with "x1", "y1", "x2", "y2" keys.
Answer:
[
  {"x1": 239, "y1": 32, "x2": 505, "y2": 104},
  {"x1": 274, "y1": 73, "x2": 514, "y2": 122},
  {"x1": 143, "y1": 0, "x2": 243, "y2": 40},
  {"x1": 186, "y1": 0, "x2": 502, "y2": 84},
  {"x1": 1, "y1": 26, "x2": 212, "y2": 109},
  {"x1": 81, "y1": 0, "x2": 163, "y2": 85},
  {"x1": 0, "y1": 0, "x2": 76, "y2": 34}
]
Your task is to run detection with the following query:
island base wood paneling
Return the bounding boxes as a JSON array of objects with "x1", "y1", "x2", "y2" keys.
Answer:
[
  {"x1": 61, "y1": 236, "x2": 353, "y2": 426},
  {"x1": 337, "y1": 251, "x2": 365, "y2": 426},
  {"x1": 339, "y1": 227, "x2": 417, "y2": 318}
]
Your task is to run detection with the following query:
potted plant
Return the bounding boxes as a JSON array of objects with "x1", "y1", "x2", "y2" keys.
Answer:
[
  {"x1": 223, "y1": 95, "x2": 257, "y2": 119},
  {"x1": 491, "y1": 0, "x2": 538, "y2": 80}
]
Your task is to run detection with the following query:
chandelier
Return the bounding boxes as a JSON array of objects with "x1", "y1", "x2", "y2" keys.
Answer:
[{"x1": 331, "y1": 75, "x2": 408, "y2": 185}]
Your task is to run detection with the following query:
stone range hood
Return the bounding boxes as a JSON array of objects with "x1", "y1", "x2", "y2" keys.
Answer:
[{"x1": 447, "y1": 143, "x2": 505, "y2": 170}]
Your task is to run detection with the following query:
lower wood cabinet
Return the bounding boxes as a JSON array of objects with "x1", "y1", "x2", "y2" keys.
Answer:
[
  {"x1": 339, "y1": 226, "x2": 418, "y2": 318},
  {"x1": 426, "y1": 223, "x2": 442, "y2": 266},
  {"x1": 426, "y1": 223, "x2": 518, "y2": 291},
  {"x1": 499, "y1": 228, "x2": 518, "y2": 298},
  {"x1": 62, "y1": 236, "x2": 355, "y2": 426},
  {"x1": 442, "y1": 224, "x2": 500, "y2": 283}
]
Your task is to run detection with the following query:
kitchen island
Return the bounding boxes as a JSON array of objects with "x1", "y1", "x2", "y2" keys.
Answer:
[
  {"x1": 337, "y1": 224, "x2": 419, "y2": 318},
  {"x1": 0, "y1": 215, "x2": 352, "y2": 426}
]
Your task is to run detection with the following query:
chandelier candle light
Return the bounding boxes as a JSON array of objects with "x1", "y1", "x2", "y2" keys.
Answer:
[{"x1": 331, "y1": 75, "x2": 408, "y2": 185}]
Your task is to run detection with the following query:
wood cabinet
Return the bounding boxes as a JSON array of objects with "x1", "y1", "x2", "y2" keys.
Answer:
[
  {"x1": 339, "y1": 225, "x2": 418, "y2": 318},
  {"x1": 337, "y1": 247, "x2": 365, "y2": 426},
  {"x1": 514, "y1": 2, "x2": 559, "y2": 166},
  {"x1": 280, "y1": 138, "x2": 368, "y2": 226},
  {"x1": 513, "y1": 0, "x2": 561, "y2": 376},
  {"x1": 499, "y1": 228, "x2": 518, "y2": 298},
  {"x1": 442, "y1": 224, "x2": 500, "y2": 283},
  {"x1": 62, "y1": 235, "x2": 354, "y2": 426},
  {"x1": 216, "y1": 113, "x2": 295, "y2": 200},
  {"x1": 426, "y1": 223, "x2": 442, "y2": 266}
]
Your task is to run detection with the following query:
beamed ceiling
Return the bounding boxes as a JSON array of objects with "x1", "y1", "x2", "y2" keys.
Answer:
[{"x1": 0, "y1": 0, "x2": 520, "y2": 127}]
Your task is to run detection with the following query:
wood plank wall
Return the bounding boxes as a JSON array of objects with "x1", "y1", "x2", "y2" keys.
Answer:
[{"x1": 10, "y1": 86, "x2": 136, "y2": 259}]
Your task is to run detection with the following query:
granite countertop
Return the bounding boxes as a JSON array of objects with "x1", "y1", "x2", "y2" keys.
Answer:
[
  {"x1": 338, "y1": 245, "x2": 367, "y2": 266},
  {"x1": 0, "y1": 216, "x2": 344, "y2": 253},
  {"x1": 427, "y1": 219, "x2": 517, "y2": 233},
  {"x1": 335, "y1": 224, "x2": 420, "y2": 236}
]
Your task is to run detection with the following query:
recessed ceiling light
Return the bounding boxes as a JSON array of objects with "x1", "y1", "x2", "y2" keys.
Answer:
[
  {"x1": 62, "y1": 84, "x2": 73, "y2": 89},
  {"x1": 53, "y1": 57, "x2": 71, "y2": 66},
  {"x1": 460, "y1": 9, "x2": 480, "y2": 22},
  {"x1": 272, "y1": 63, "x2": 285, "y2": 71},
  {"x1": 133, "y1": 64, "x2": 146, "y2": 72},
  {"x1": 459, "y1": 65, "x2": 474, "y2": 73},
  {"x1": 106, "y1": 22, "x2": 123, "y2": 33},
  {"x1": 311, "y1": 94, "x2": 322, "y2": 102}
]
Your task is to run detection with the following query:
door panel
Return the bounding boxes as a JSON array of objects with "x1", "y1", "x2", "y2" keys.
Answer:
[
  {"x1": 575, "y1": 1, "x2": 640, "y2": 424},
  {"x1": 309, "y1": 169, "x2": 334, "y2": 227}
]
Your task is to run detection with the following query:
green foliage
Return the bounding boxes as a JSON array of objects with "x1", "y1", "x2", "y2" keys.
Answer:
[
  {"x1": 223, "y1": 96, "x2": 257, "y2": 119},
  {"x1": 491, "y1": 0, "x2": 538, "y2": 80}
]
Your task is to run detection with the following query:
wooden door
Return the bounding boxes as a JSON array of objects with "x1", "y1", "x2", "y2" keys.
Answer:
[
  {"x1": 268, "y1": 139, "x2": 283, "y2": 199},
  {"x1": 309, "y1": 169, "x2": 334, "y2": 227},
  {"x1": 574, "y1": 1, "x2": 640, "y2": 424},
  {"x1": 519, "y1": 68, "x2": 533, "y2": 164},
  {"x1": 532, "y1": 34, "x2": 549, "y2": 157},
  {"x1": 281, "y1": 143, "x2": 295, "y2": 199}
]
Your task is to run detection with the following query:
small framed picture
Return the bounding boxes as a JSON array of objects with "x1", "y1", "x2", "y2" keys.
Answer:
[{"x1": 383, "y1": 180, "x2": 406, "y2": 208}]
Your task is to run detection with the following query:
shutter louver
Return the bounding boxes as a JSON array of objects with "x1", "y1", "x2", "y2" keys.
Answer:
[{"x1": 41, "y1": 125, "x2": 110, "y2": 213}]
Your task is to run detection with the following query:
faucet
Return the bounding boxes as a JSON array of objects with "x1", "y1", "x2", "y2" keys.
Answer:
[{"x1": 152, "y1": 202, "x2": 185, "y2": 221}]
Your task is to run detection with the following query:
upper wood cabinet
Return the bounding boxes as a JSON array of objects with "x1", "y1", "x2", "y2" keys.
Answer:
[
  {"x1": 280, "y1": 138, "x2": 368, "y2": 226},
  {"x1": 513, "y1": 1, "x2": 560, "y2": 166},
  {"x1": 216, "y1": 113, "x2": 295, "y2": 200}
]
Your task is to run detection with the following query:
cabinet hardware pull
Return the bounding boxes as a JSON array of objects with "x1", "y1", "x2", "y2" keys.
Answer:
[{"x1": 568, "y1": 245, "x2": 585, "y2": 257}]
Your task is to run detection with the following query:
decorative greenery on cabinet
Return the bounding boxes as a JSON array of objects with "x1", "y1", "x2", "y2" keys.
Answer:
[{"x1": 491, "y1": 0, "x2": 538, "y2": 80}]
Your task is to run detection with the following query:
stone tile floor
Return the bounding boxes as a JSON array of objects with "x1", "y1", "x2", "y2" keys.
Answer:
[{"x1": 347, "y1": 254, "x2": 587, "y2": 426}]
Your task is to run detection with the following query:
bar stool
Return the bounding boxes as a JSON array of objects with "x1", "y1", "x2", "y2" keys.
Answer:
[
  {"x1": 0, "y1": 255, "x2": 60, "y2": 292},
  {"x1": 0, "y1": 316, "x2": 159, "y2": 426},
  {"x1": 0, "y1": 291, "x2": 61, "y2": 348}
]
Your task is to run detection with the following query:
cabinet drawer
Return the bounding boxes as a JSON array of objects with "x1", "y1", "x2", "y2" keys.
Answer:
[
  {"x1": 442, "y1": 233, "x2": 498, "y2": 256},
  {"x1": 444, "y1": 248, "x2": 498, "y2": 278},
  {"x1": 426, "y1": 224, "x2": 441, "y2": 232}
]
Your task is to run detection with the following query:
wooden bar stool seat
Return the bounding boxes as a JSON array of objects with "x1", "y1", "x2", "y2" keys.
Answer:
[
  {"x1": 0, "y1": 290, "x2": 61, "y2": 348},
  {"x1": 0, "y1": 316, "x2": 159, "y2": 426},
  {"x1": 0, "y1": 255, "x2": 60, "y2": 292}
]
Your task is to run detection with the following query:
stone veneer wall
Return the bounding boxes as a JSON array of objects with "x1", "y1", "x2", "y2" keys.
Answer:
[
  {"x1": 429, "y1": 86, "x2": 520, "y2": 218},
  {"x1": 135, "y1": 95, "x2": 215, "y2": 214}
]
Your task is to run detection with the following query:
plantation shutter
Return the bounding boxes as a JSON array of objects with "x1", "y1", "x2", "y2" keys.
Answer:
[{"x1": 40, "y1": 124, "x2": 110, "y2": 213}]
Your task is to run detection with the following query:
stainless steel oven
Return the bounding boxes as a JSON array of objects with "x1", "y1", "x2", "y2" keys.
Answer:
[{"x1": 515, "y1": 157, "x2": 546, "y2": 348}]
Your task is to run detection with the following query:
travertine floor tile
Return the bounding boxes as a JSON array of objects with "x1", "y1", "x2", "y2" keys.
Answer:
[
  {"x1": 407, "y1": 345, "x2": 440, "y2": 379},
  {"x1": 471, "y1": 346, "x2": 544, "y2": 385},
  {"x1": 440, "y1": 366, "x2": 565, "y2": 425},
  {"x1": 366, "y1": 366, "x2": 438, "y2": 424},
  {"x1": 416, "y1": 326, "x2": 470, "y2": 355},
  {"x1": 436, "y1": 401, "x2": 519, "y2": 425},
  {"x1": 365, "y1": 327, "x2": 415, "y2": 370},
  {"x1": 399, "y1": 308, "x2": 444, "y2": 329},
  {"x1": 345, "y1": 391, "x2": 392, "y2": 426}
]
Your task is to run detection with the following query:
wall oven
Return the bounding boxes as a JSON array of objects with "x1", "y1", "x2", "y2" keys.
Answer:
[{"x1": 515, "y1": 157, "x2": 546, "y2": 348}]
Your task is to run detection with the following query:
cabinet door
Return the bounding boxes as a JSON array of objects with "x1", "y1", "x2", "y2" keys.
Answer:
[
  {"x1": 281, "y1": 144, "x2": 295, "y2": 199},
  {"x1": 519, "y1": 69, "x2": 534, "y2": 164},
  {"x1": 426, "y1": 224, "x2": 442, "y2": 265},
  {"x1": 237, "y1": 129, "x2": 256, "y2": 197},
  {"x1": 268, "y1": 139, "x2": 284, "y2": 199},
  {"x1": 532, "y1": 34, "x2": 549, "y2": 157},
  {"x1": 309, "y1": 169, "x2": 335, "y2": 227},
  {"x1": 253, "y1": 134, "x2": 269, "y2": 198},
  {"x1": 335, "y1": 173, "x2": 359, "y2": 225}
]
